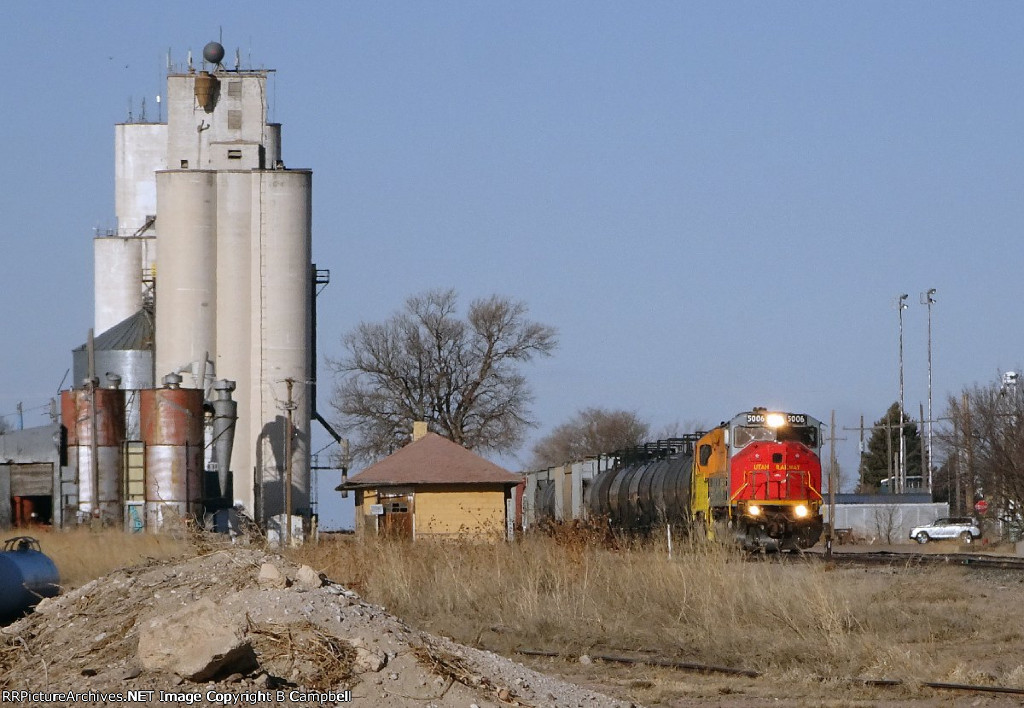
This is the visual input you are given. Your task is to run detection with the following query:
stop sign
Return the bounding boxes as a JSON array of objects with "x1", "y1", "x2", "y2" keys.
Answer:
[{"x1": 975, "y1": 499, "x2": 989, "y2": 514}]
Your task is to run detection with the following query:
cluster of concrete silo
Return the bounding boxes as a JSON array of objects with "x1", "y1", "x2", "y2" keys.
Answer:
[
  {"x1": 31, "y1": 41, "x2": 316, "y2": 540},
  {"x1": 0, "y1": 42, "x2": 318, "y2": 540}
]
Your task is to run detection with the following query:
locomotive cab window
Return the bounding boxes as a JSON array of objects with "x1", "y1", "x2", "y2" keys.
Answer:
[
  {"x1": 732, "y1": 426, "x2": 775, "y2": 448},
  {"x1": 699, "y1": 444, "x2": 712, "y2": 466},
  {"x1": 776, "y1": 425, "x2": 819, "y2": 448}
]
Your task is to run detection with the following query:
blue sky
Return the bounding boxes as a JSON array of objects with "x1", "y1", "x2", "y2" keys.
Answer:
[{"x1": 1, "y1": 3, "x2": 1022, "y2": 528}]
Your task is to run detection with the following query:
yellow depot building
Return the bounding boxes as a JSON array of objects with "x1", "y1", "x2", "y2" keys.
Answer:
[{"x1": 338, "y1": 426, "x2": 522, "y2": 540}]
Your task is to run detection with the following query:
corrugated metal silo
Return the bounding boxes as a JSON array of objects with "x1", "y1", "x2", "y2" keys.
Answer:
[
  {"x1": 61, "y1": 387, "x2": 126, "y2": 523},
  {"x1": 72, "y1": 308, "x2": 155, "y2": 440},
  {"x1": 140, "y1": 377, "x2": 204, "y2": 529}
]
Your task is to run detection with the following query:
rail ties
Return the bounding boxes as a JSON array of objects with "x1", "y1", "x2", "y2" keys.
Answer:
[
  {"x1": 516, "y1": 647, "x2": 1024, "y2": 696},
  {"x1": 811, "y1": 549, "x2": 1024, "y2": 572},
  {"x1": 515, "y1": 647, "x2": 761, "y2": 677}
]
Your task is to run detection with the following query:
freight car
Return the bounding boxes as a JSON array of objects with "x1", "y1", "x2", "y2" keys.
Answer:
[{"x1": 583, "y1": 408, "x2": 824, "y2": 550}]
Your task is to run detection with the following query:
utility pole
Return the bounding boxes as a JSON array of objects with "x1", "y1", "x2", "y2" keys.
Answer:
[
  {"x1": 885, "y1": 418, "x2": 893, "y2": 494},
  {"x1": 921, "y1": 288, "x2": 936, "y2": 493},
  {"x1": 284, "y1": 378, "x2": 295, "y2": 547},
  {"x1": 963, "y1": 391, "x2": 974, "y2": 514},
  {"x1": 858, "y1": 414, "x2": 865, "y2": 491},
  {"x1": 88, "y1": 329, "x2": 99, "y2": 522},
  {"x1": 827, "y1": 410, "x2": 838, "y2": 559},
  {"x1": 845, "y1": 416, "x2": 926, "y2": 493},
  {"x1": 340, "y1": 438, "x2": 350, "y2": 486},
  {"x1": 952, "y1": 416, "x2": 962, "y2": 515}
]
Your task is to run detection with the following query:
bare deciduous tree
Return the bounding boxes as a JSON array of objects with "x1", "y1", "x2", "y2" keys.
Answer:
[
  {"x1": 531, "y1": 407, "x2": 649, "y2": 468},
  {"x1": 872, "y1": 505, "x2": 902, "y2": 545},
  {"x1": 940, "y1": 378, "x2": 1024, "y2": 531},
  {"x1": 329, "y1": 289, "x2": 557, "y2": 460},
  {"x1": 652, "y1": 418, "x2": 708, "y2": 441}
]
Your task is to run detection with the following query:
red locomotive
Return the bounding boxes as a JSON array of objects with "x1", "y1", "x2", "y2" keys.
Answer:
[{"x1": 585, "y1": 408, "x2": 825, "y2": 550}]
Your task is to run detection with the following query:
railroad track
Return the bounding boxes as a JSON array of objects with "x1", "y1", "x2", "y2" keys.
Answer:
[
  {"x1": 808, "y1": 549, "x2": 1024, "y2": 571},
  {"x1": 513, "y1": 647, "x2": 1024, "y2": 698}
]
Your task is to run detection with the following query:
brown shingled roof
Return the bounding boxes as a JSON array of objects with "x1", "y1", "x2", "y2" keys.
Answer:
[{"x1": 342, "y1": 432, "x2": 521, "y2": 487}]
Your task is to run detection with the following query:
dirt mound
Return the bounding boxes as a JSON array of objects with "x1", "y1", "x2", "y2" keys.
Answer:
[{"x1": 0, "y1": 547, "x2": 635, "y2": 707}]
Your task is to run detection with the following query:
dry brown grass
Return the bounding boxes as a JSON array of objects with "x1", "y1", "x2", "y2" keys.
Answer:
[
  {"x1": 288, "y1": 533, "x2": 914, "y2": 678},
  {"x1": 3, "y1": 526, "x2": 193, "y2": 590},
  {"x1": 18, "y1": 524, "x2": 1020, "y2": 695}
]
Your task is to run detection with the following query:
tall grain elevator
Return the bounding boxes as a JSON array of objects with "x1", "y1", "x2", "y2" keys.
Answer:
[{"x1": 93, "y1": 42, "x2": 313, "y2": 532}]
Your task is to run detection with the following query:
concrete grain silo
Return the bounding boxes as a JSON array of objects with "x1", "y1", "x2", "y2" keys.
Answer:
[
  {"x1": 94, "y1": 122, "x2": 165, "y2": 334},
  {"x1": 153, "y1": 169, "x2": 218, "y2": 384},
  {"x1": 250, "y1": 170, "x2": 312, "y2": 523},
  {"x1": 89, "y1": 41, "x2": 317, "y2": 537}
]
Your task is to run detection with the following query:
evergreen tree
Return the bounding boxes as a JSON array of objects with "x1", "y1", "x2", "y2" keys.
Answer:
[{"x1": 858, "y1": 402, "x2": 923, "y2": 491}]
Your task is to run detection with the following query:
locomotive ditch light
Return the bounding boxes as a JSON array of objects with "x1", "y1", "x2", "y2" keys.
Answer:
[
  {"x1": 794, "y1": 505, "x2": 809, "y2": 518},
  {"x1": 748, "y1": 505, "x2": 761, "y2": 516},
  {"x1": 765, "y1": 413, "x2": 787, "y2": 428}
]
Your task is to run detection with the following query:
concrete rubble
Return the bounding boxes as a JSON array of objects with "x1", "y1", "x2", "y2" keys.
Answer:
[{"x1": 0, "y1": 546, "x2": 637, "y2": 707}]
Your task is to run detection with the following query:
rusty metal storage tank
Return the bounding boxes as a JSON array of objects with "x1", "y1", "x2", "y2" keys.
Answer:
[
  {"x1": 0, "y1": 537, "x2": 59, "y2": 620},
  {"x1": 584, "y1": 439, "x2": 696, "y2": 531},
  {"x1": 61, "y1": 385, "x2": 126, "y2": 524},
  {"x1": 140, "y1": 375, "x2": 205, "y2": 529}
]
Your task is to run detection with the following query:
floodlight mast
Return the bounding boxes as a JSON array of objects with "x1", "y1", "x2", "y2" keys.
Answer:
[
  {"x1": 921, "y1": 288, "x2": 936, "y2": 494},
  {"x1": 898, "y1": 293, "x2": 909, "y2": 494}
]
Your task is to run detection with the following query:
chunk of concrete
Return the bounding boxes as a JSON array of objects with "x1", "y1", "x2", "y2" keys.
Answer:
[
  {"x1": 137, "y1": 597, "x2": 258, "y2": 681},
  {"x1": 353, "y1": 646, "x2": 387, "y2": 673},
  {"x1": 295, "y1": 565, "x2": 325, "y2": 589},
  {"x1": 258, "y1": 563, "x2": 289, "y2": 589}
]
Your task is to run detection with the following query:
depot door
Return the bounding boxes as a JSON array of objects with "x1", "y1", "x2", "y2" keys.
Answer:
[{"x1": 379, "y1": 494, "x2": 413, "y2": 540}]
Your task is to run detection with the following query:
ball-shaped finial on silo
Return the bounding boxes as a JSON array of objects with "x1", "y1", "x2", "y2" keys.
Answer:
[{"x1": 203, "y1": 41, "x2": 226, "y2": 66}]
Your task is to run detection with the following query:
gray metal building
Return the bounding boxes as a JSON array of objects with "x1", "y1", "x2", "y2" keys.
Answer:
[
  {"x1": 825, "y1": 494, "x2": 948, "y2": 544},
  {"x1": 0, "y1": 424, "x2": 64, "y2": 529}
]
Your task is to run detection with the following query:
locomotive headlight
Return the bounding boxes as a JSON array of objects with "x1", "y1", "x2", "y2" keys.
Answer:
[
  {"x1": 748, "y1": 505, "x2": 761, "y2": 516},
  {"x1": 794, "y1": 505, "x2": 809, "y2": 518},
  {"x1": 765, "y1": 413, "x2": 786, "y2": 428}
]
